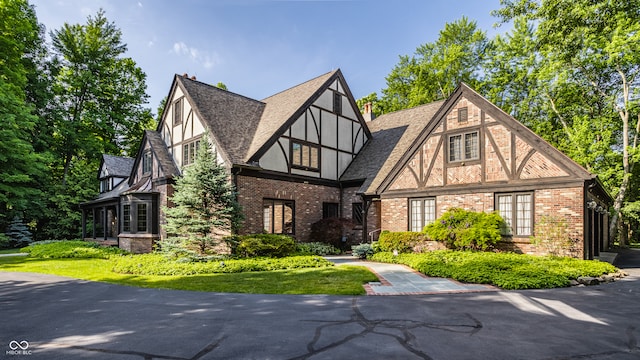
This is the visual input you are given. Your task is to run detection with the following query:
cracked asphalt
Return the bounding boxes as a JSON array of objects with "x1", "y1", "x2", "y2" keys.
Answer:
[{"x1": 1, "y1": 249, "x2": 639, "y2": 359}]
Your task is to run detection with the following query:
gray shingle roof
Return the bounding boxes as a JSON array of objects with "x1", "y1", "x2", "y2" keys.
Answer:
[
  {"x1": 247, "y1": 70, "x2": 337, "y2": 161},
  {"x1": 177, "y1": 76, "x2": 266, "y2": 165},
  {"x1": 175, "y1": 70, "x2": 339, "y2": 165},
  {"x1": 101, "y1": 154, "x2": 134, "y2": 178},
  {"x1": 341, "y1": 101, "x2": 444, "y2": 195},
  {"x1": 145, "y1": 130, "x2": 180, "y2": 178}
]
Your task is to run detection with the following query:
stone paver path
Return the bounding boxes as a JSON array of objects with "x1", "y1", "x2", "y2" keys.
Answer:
[{"x1": 326, "y1": 256, "x2": 498, "y2": 295}]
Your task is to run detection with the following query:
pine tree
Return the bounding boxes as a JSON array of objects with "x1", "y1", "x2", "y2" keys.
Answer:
[
  {"x1": 160, "y1": 133, "x2": 242, "y2": 258},
  {"x1": 5, "y1": 215, "x2": 33, "y2": 248}
]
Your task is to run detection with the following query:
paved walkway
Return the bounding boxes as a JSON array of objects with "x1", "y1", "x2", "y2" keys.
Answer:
[{"x1": 326, "y1": 255, "x2": 498, "y2": 295}]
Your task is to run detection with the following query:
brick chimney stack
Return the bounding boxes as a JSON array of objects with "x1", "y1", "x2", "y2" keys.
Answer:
[{"x1": 363, "y1": 102, "x2": 375, "y2": 122}]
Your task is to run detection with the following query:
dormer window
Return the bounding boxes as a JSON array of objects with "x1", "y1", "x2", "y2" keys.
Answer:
[
  {"x1": 142, "y1": 150, "x2": 152, "y2": 174},
  {"x1": 100, "y1": 178, "x2": 110, "y2": 193},
  {"x1": 173, "y1": 98, "x2": 183, "y2": 126}
]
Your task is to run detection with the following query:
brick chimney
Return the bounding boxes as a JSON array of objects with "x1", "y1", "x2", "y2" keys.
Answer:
[{"x1": 363, "y1": 102, "x2": 375, "y2": 122}]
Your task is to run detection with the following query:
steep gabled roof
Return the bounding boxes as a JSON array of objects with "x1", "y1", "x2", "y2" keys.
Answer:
[
  {"x1": 374, "y1": 83, "x2": 596, "y2": 195},
  {"x1": 341, "y1": 101, "x2": 444, "y2": 194},
  {"x1": 176, "y1": 76, "x2": 266, "y2": 165},
  {"x1": 145, "y1": 130, "x2": 180, "y2": 178},
  {"x1": 247, "y1": 70, "x2": 338, "y2": 162},
  {"x1": 100, "y1": 154, "x2": 134, "y2": 179}
]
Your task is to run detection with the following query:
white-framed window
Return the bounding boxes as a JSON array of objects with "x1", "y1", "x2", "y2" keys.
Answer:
[
  {"x1": 496, "y1": 192, "x2": 533, "y2": 236},
  {"x1": 409, "y1": 198, "x2": 436, "y2": 232},
  {"x1": 183, "y1": 139, "x2": 201, "y2": 166},
  {"x1": 449, "y1": 131, "x2": 479, "y2": 162}
]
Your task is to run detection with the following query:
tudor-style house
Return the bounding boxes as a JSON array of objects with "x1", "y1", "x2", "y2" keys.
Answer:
[{"x1": 81, "y1": 69, "x2": 611, "y2": 259}]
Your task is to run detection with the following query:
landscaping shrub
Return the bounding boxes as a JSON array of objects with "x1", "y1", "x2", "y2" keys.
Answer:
[
  {"x1": 424, "y1": 208, "x2": 504, "y2": 251},
  {"x1": 351, "y1": 243, "x2": 374, "y2": 259},
  {"x1": 21, "y1": 240, "x2": 127, "y2": 259},
  {"x1": 309, "y1": 217, "x2": 357, "y2": 250},
  {"x1": 377, "y1": 231, "x2": 426, "y2": 253},
  {"x1": 370, "y1": 250, "x2": 617, "y2": 290},
  {"x1": 296, "y1": 242, "x2": 341, "y2": 256},
  {"x1": 234, "y1": 234, "x2": 296, "y2": 258},
  {"x1": 112, "y1": 254, "x2": 333, "y2": 276},
  {"x1": 0, "y1": 234, "x2": 10, "y2": 249}
]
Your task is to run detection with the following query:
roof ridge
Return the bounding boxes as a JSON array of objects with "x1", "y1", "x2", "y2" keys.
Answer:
[
  {"x1": 177, "y1": 74, "x2": 265, "y2": 105},
  {"x1": 371, "y1": 99, "x2": 446, "y2": 120},
  {"x1": 260, "y1": 69, "x2": 337, "y2": 102}
]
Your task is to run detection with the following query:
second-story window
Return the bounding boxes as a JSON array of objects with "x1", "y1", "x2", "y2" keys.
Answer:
[
  {"x1": 183, "y1": 139, "x2": 201, "y2": 166},
  {"x1": 291, "y1": 142, "x2": 319, "y2": 171}
]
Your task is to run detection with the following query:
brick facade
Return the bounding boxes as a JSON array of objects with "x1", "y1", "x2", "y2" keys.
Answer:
[
  {"x1": 235, "y1": 175, "x2": 340, "y2": 241},
  {"x1": 380, "y1": 186, "x2": 588, "y2": 258}
]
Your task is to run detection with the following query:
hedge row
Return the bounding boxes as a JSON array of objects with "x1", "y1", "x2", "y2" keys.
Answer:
[{"x1": 370, "y1": 251, "x2": 617, "y2": 290}]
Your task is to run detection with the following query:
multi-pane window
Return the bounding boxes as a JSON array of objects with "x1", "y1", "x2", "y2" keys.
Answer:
[
  {"x1": 352, "y1": 202, "x2": 364, "y2": 225},
  {"x1": 496, "y1": 193, "x2": 533, "y2": 236},
  {"x1": 142, "y1": 150, "x2": 152, "y2": 174},
  {"x1": 263, "y1": 199, "x2": 294, "y2": 234},
  {"x1": 449, "y1": 131, "x2": 479, "y2": 162},
  {"x1": 323, "y1": 202, "x2": 339, "y2": 219},
  {"x1": 291, "y1": 142, "x2": 319, "y2": 170},
  {"x1": 122, "y1": 204, "x2": 131, "y2": 232},
  {"x1": 173, "y1": 98, "x2": 183, "y2": 126},
  {"x1": 410, "y1": 198, "x2": 436, "y2": 232},
  {"x1": 183, "y1": 139, "x2": 201, "y2": 166},
  {"x1": 137, "y1": 203, "x2": 147, "y2": 232}
]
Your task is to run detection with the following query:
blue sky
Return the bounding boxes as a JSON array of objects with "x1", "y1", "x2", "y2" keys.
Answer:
[{"x1": 30, "y1": 0, "x2": 506, "y2": 114}]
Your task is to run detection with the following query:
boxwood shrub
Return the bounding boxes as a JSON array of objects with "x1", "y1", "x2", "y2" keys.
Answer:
[
  {"x1": 296, "y1": 242, "x2": 341, "y2": 256},
  {"x1": 377, "y1": 231, "x2": 426, "y2": 253},
  {"x1": 233, "y1": 234, "x2": 297, "y2": 258}
]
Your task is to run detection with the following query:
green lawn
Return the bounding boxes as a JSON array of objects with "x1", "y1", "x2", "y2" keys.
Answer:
[
  {"x1": 0, "y1": 248, "x2": 22, "y2": 254},
  {"x1": 0, "y1": 255, "x2": 377, "y2": 295}
]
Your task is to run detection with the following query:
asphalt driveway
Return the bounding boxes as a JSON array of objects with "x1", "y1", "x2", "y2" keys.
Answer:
[{"x1": 2, "y1": 263, "x2": 640, "y2": 360}]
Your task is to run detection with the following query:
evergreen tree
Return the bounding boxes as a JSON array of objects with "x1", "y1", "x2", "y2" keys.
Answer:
[
  {"x1": 160, "y1": 134, "x2": 242, "y2": 258},
  {"x1": 5, "y1": 215, "x2": 33, "y2": 248}
]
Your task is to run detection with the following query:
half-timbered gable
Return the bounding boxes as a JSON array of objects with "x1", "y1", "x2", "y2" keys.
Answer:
[
  {"x1": 373, "y1": 84, "x2": 611, "y2": 258},
  {"x1": 250, "y1": 71, "x2": 370, "y2": 180}
]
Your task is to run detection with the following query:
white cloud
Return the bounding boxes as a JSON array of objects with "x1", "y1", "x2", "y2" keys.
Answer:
[
  {"x1": 137, "y1": 1, "x2": 143, "y2": 7},
  {"x1": 171, "y1": 41, "x2": 221, "y2": 70}
]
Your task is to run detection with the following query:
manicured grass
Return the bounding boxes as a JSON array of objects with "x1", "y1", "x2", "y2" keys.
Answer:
[
  {"x1": 0, "y1": 248, "x2": 22, "y2": 254},
  {"x1": 0, "y1": 254, "x2": 377, "y2": 295},
  {"x1": 370, "y1": 251, "x2": 618, "y2": 290}
]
